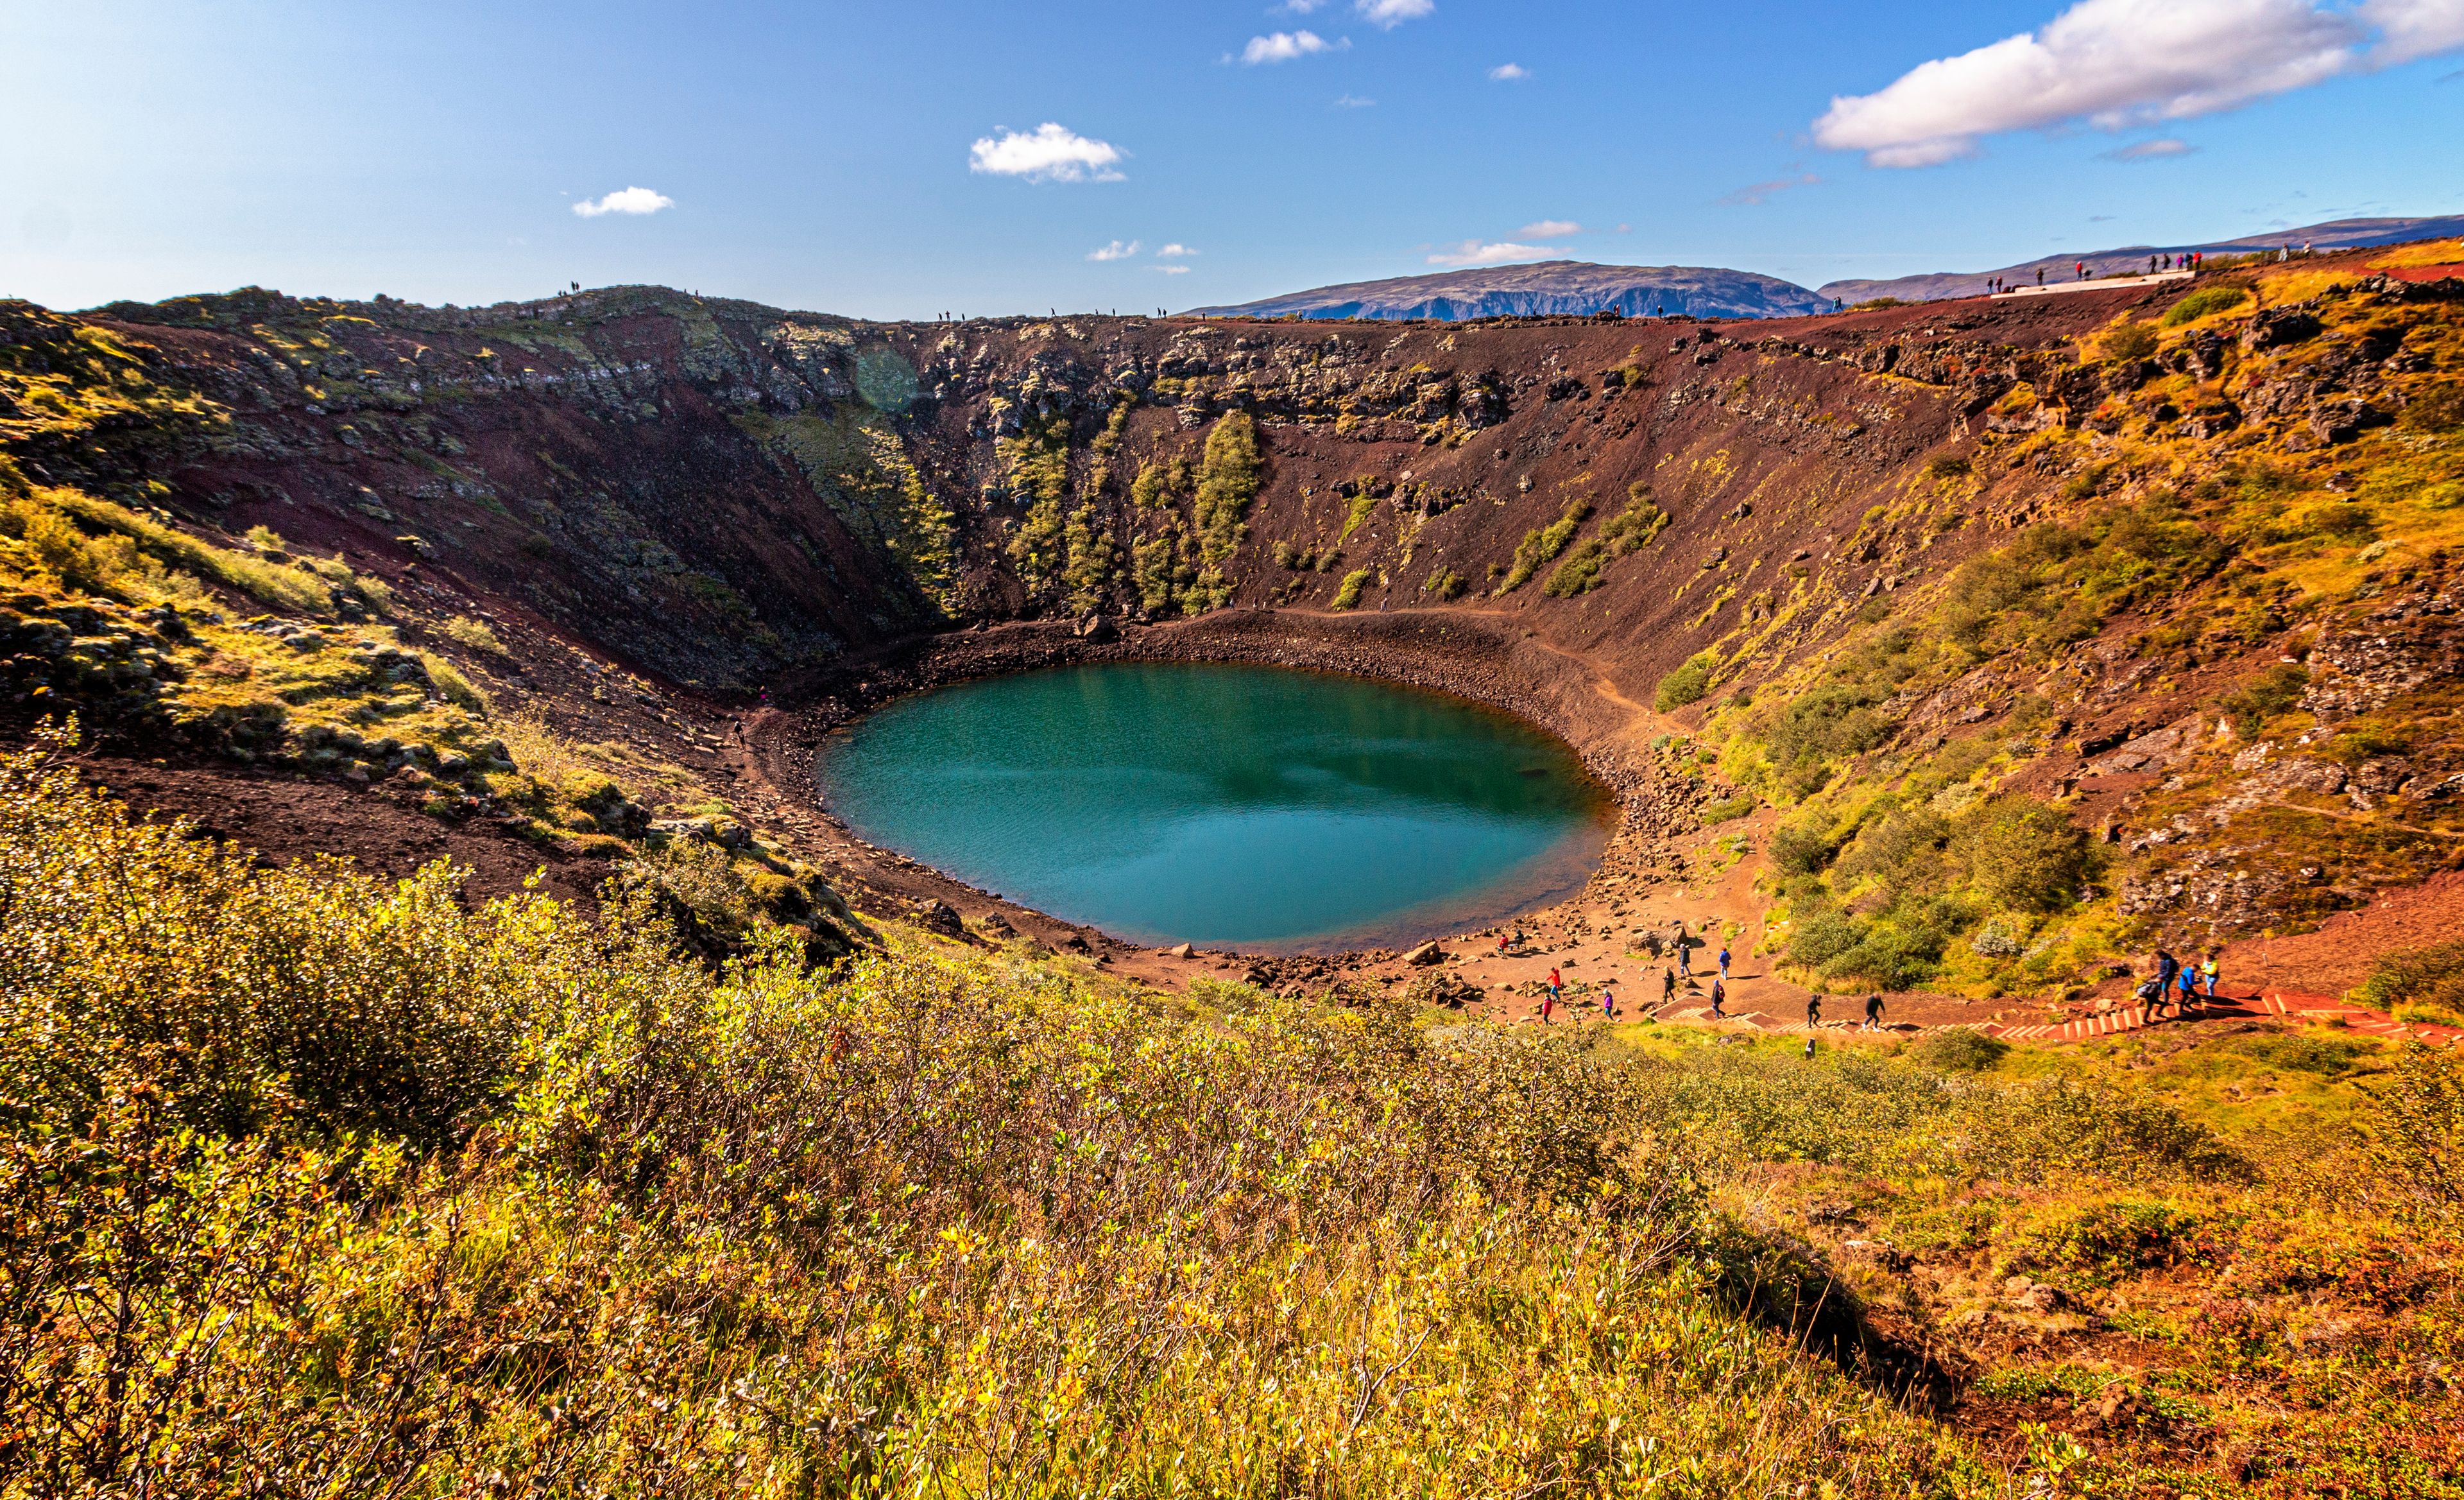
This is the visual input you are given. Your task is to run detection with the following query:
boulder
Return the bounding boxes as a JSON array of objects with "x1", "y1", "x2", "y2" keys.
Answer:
[
  {"x1": 912, "y1": 899, "x2": 966, "y2": 938},
  {"x1": 1402, "y1": 941, "x2": 1447, "y2": 967},
  {"x1": 1164, "y1": 941, "x2": 1195, "y2": 960}
]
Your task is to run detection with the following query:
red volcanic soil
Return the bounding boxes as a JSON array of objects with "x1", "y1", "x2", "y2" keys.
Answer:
[{"x1": 78, "y1": 752, "x2": 614, "y2": 909}]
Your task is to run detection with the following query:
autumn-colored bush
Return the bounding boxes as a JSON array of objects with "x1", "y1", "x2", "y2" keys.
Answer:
[{"x1": 0, "y1": 725, "x2": 1999, "y2": 1496}]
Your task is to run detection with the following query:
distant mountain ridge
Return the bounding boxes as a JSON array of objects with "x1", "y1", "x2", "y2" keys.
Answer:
[
  {"x1": 1183, "y1": 260, "x2": 1830, "y2": 323},
  {"x1": 1815, "y1": 214, "x2": 2464, "y2": 307}
]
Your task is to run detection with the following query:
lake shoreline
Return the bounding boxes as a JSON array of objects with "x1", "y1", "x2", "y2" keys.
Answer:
[{"x1": 737, "y1": 608, "x2": 1717, "y2": 999}]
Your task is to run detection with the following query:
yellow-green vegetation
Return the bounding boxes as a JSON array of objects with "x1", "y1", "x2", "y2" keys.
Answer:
[
  {"x1": 5, "y1": 488, "x2": 382, "y2": 619},
  {"x1": 735, "y1": 408, "x2": 959, "y2": 613},
  {"x1": 2359, "y1": 941, "x2": 2464, "y2": 1029},
  {"x1": 2099, "y1": 320, "x2": 2159, "y2": 361},
  {"x1": 1330, "y1": 566, "x2": 1373, "y2": 610},
  {"x1": 0, "y1": 308, "x2": 227, "y2": 494},
  {"x1": 1495, "y1": 494, "x2": 1592, "y2": 595},
  {"x1": 1423, "y1": 565, "x2": 1467, "y2": 601},
  {"x1": 1686, "y1": 266, "x2": 2464, "y2": 991},
  {"x1": 1655, "y1": 648, "x2": 1722, "y2": 711},
  {"x1": 1192, "y1": 411, "x2": 1261, "y2": 567},
  {"x1": 11, "y1": 728, "x2": 2458, "y2": 1496},
  {"x1": 440, "y1": 614, "x2": 508, "y2": 655},
  {"x1": 2160, "y1": 286, "x2": 2249, "y2": 327},
  {"x1": 1599, "y1": 1021, "x2": 2463, "y2": 1493},
  {"x1": 1545, "y1": 484, "x2": 1668, "y2": 597},
  {"x1": 3, "y1": 735, "x2": 2030, "y2": 1498},
  {"x1": 1337, "y1": 489, "x2": 1378, "y2": 543}
]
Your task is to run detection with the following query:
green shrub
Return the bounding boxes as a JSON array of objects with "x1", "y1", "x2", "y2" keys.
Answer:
[
  {"x1": 1542, "y1": 538, "x2": 1608, "y2": 596},
  {"x1": 1330, "y1": 567, "x2": 1373, "y2": 610},
  {"x1": 2401, "y1": 381, "x2": 2464, "y2": 434},
  {"x1": 441, "y1": 614, "x2": 509, "y2": 655},
  {"x1": 2357, "y1": 940, "x2": 2464, "y2": 1021},
  {"x1": 1786, "y1": 910, "x2": 1861, "y2": 967},
  {"x1": 1495, "y1": 495, "x2": 1591, "y2": 594},
  {"x1": 1424, "y1": 567, "x2": 1466, "y2": 601},
  {"x1": 1654, "y1": 649, "x2": 1719, "y2": 710},
  {"x1": 2364, "y1": 1042, "x2": 2464, "y2": 1206},
  {"x1": 1954, "y1": 795, "x2": 2095, "y2": 915},
  {"x1": 2160, "y1": 286, "x2": 2249, "y2": 326},
  {"x1": 1906, "y1": 1029, "x2": 2009, "y2": 1073},
  {"x1": 2236, "y1": 1033, "x2": 2368, "y2": 1076},
  {"x1": 1769, "y1": 816, "x2": 1838, "y2": 876},
  {"x1": 2220, "y1": 662, "x2": 2309, "y2": 737},
  {"x1": 1702, "y1": 794, "x2": 1758, "y2": 824},
  {"x1": 1193, "y1": 413, "x2": 1261, "y2": 564},
  {"x1": 2010, "y1": 1198, "x2": 2207, "y2": 1284},
  {"x1": 2100, "y1": 321, "x2": 2159, "y2": 360},
  {"x1": 418, "y1": 651, "x2": 487, "y2": 712},
  {"x1": 1923, "y1": 455, "x2": 1972, "y2": 480}
]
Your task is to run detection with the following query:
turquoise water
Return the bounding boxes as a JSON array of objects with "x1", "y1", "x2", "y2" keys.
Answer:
[{"x1": 814, "y1": 663, "x2": 1611, "y2": 952}]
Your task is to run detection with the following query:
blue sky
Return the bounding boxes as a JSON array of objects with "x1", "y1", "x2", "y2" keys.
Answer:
[{"x1": 4, "y1": 0, "x2": 2460, "y2": 316}]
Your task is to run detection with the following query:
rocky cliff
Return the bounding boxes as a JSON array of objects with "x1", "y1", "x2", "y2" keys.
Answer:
[{"x1": 6, "y1": 249, "x2": 2463, "y2": 983}]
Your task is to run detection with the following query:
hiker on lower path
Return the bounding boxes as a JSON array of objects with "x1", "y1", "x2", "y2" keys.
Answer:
[
  {"x1": 1806, "y1": 995, "x2": 1823, "y2": 1030},
  {"x1": 2200, "y1": 953, "x2": 2220, "y2": 1003},
  {"x1": 2144, "y1": 949, "x2": 2180, "y2": 1017},
  {"x1": 1709, "y1": 978, "x2": 1727, "y2": 1018},
  {"x1": 1863, "y1": 993, "x2": 1885, "y2": 1031},
  {"x1": 1546, "y1": 967, "x2": 1562, "y2": 1017},
  {"x1": 1601, "y1": 985, "x2": 1616, "y2": 1021},
  {"x1": 2177, "y1": 962, "x2": 2201, "y2": 1015},
  {"x1": 1677, "y1": 934, "x2": 1691, "y2": 979},
  {"x1": 1539, "y1": 986, "x2": 1556, "y2": 1024},
  {"x1": 1718, "y1": 945, "x2": 1732, "y2": 983},
  {"x1": 1661, "y1": 967, "x2": 1677, "y2": 1006}
]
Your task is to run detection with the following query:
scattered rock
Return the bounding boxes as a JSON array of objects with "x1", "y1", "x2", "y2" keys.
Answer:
[
  {"x1": 911, "y1": 899, "x2": 966, "y2": 938},
  {"x1": 1402, "y1": 940, "x2": 1447, "y2": 967}
]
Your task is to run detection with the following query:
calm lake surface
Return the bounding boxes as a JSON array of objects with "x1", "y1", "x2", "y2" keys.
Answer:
[{"x1": 814, "y1": 663, "x2": 1612, "y2": 952}]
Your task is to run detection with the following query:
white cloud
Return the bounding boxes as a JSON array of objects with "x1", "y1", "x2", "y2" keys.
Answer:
[
  {"x1": 968, "y1": 123, "x2": 1125, "y2": 182},
  {"x1": 1427, "y1": 240, "x2": 1561, "y2": 268},
  {"x1": 1243, "y1": 30, "x2": 1345, "y2": 64},
  {"x1": 1813, "y1": 0, "x2": 2464, "y2": 168},
  {"x1": 1489, "y1": 62, "x2": 1530, "y2": 80},
  {"x1": 1518, "y1": 219, "x2": 1582, "y2": 238},
  {"x1": 2370, "y1": 0, "x2": 2464, "y2": 62},
  {"x1": 1278, "y1": 0, "x2": 1328, "y2": 10},
  {"x1": 572, "y1": 186, "x2": 674, "y2": 218},
  {"x1": 1359, "y1": 0, "x2": 1435, "y2": 27},
  {"x1": 1088, "y1": 239, "x2": 1142, "y2": 261},
  {"x1": 1154, "y1": 264, "x2": 1192, "y2": 275},
  {"x1": 1156, "y1": 243, "x2": 1199, "y2": 258},
  {"x1": 2103, "y1": 137, "x2": 2197, "y2": 159},
  {"x1": 1333, "y1": 92, "x2": 1377, "y2": 107}
]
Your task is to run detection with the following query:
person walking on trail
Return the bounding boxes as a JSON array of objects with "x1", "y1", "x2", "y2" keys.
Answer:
[
  {"x1": 1677, "y1": 936, "x2": 1691, "y2": 979},
  {"x1": 1539, "y1": 985, "x2": 1556, "y2": 1024},
  {"x1": 1806, "y1": 995, "x2": 1823, "y2": 1030},
  {"x1": 1661, "y1": 967, "x2": 1677, "y2": 1006},
  {"x1": 2037, "y1": 267, "x2": 2046, "y2": 288},
  {"x1": 2153, "y1": 949, "x2": 2181, "y2": 1017},
  {"x1": 1601, "y1": 985, "x2": 1617, "y2": 1021},
  {"x1": 2177, "y1": 961, "x2": 2201, "y2": 1014},
  {"x1": 2200, "y1": 953, "x2": 2220, "y2": 1004},
  {"x1": 1863, "y1": 993, "x2": 1885, "y2": 1031},
  {"x1": 1709, "y1": 978, "x2": 1727, "y2": 1018},
  {"x1": 1546, "y1": 967, "x2": 1562, "y2": 1016},
  {"x1": 1719, "y1": 945, "x2": 1732, "y2": 984}
]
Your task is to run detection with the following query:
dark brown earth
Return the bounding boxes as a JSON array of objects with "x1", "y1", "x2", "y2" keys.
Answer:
[{"x1": 10, "y1": 244, "x2": 2463, "y2": 1031}]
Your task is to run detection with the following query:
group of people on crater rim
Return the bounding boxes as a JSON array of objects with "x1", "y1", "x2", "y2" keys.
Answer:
[{"x1": 1500, "y1": 913, "x2": 2230, "y2": 1052}]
